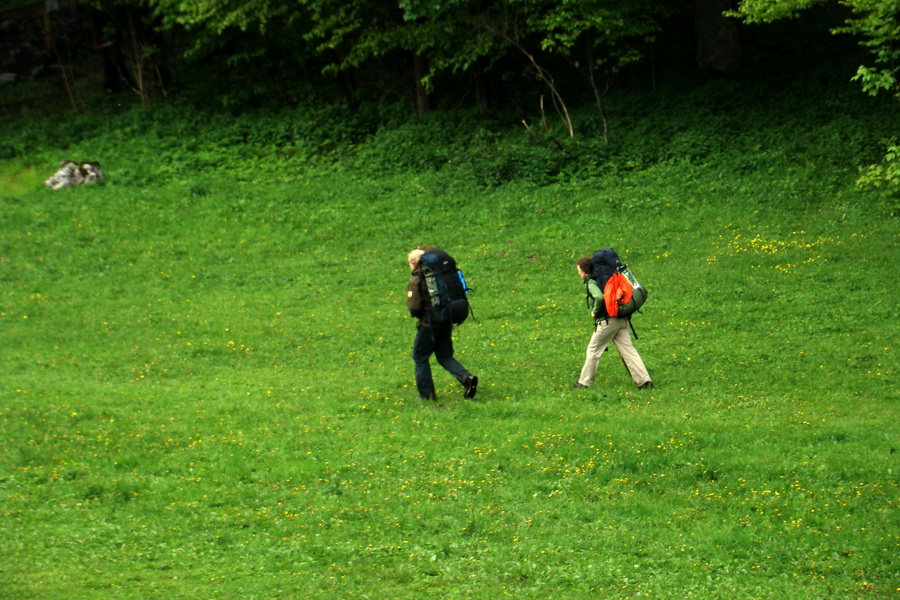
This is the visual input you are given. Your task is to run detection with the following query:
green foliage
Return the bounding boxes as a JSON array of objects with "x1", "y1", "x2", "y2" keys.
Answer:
[
  {"x1": 96, "y1": 0, "x2": 682, "y2": 110},
  {"x1": 348, "y1": 113, "x2": 570, "y2": 187},
  {"x1": 528, "y1": 0, "x2": 666, "y2": 62},
  {"x1": 3, "y1": 0, "x2": 894, "y2": 120},
  {"x1": 2, "y1": 63, "x2": 895, "y2": 198},
  {"x1": 838, "y1": 0, "x2": 900, "y2": 98},
  {"x1": 853, "y1": 64, "x2": 898, "y2": 95},
  {"x1": 147, "y1": 0, "x2": 291, "y2": 36},
  {"x1": 398, "y1": 0, "x2": 469, "y2": 21},
  {"x1": 857, "y1": 141, "x2": 900, "y2": 212},
  {"x1": 731, "y1": 0, "x2": 826, "y2": 22}
]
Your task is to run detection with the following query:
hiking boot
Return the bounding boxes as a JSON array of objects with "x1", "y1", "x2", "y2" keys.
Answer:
[
  {"x1": 637, "y1": 381, "x2": 655, "y2": 390},
  {"x1": 573, "y1": 381, "x2": 590, "y2": 389},
  {"x1": 463, "y1": 375, "x2": 478, "y2": 399}
]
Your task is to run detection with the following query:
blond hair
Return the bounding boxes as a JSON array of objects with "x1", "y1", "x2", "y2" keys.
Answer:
[{"x1": 408, "y1": 248, "x2": 425, "y2": 267}]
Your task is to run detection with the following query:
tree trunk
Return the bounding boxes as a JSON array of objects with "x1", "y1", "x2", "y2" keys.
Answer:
[
  {"x1": 413, "y1": 53, "x2": 429, "y2": 116},
  {"x1": 585, "y1": 46, "x2": 609, "y2": 146},
  {"x1": 127, "y1": 13, "x2": 150, "y2": 108},
  {"x1": 43, "y1": 0, "x2": 58, "y2": 50},
  {"x1": 694, "y1": 0, "x2": 742, "y2": 73}
]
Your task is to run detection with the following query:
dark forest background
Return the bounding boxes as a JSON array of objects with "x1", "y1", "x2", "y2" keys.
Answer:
[{"x1": 0, "y1": 1, "x2": 876, "y2": 115}]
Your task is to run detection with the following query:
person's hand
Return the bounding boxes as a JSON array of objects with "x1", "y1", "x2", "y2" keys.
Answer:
[{"x1": 590, "y1": 312, "x2": 596, "y2": 319}]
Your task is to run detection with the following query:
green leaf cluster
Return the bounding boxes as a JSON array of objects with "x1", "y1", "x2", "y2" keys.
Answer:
[{"x1": 857, "y1": 141, "x2": 900, "y2": 211}]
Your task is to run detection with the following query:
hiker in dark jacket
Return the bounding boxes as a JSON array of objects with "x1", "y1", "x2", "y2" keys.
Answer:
[
  {"x1": 407, "y1": 248, "x2": 478, "y2": 400},
  {"x1": 574, "y1": 257, "x2": 654, "y2": 390}
]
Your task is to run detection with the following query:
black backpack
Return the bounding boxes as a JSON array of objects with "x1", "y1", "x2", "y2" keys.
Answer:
[
  {"x1": 591, "y1": 247, "x2": 623, "y2": 289},
  {"x1": 419, "y1": 249, "x2": 471, "y2": 326}
]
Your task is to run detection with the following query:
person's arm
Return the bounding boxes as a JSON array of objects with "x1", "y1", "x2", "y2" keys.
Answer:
[
  {"x1": 587, "y1": 278, "x2": 604, "y2": 317},
  {"x1": 407, "y1": 275, "x2": 425, "y2": 318}
]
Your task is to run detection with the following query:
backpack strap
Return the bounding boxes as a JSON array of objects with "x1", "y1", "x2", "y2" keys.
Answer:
[{"x1": 628, "y1": 317, "x2": 639, "y2": 340}]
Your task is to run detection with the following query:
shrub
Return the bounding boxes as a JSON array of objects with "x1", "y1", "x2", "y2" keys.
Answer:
[{"x1": 857, "y1": 141, "x2": 900, "y2": 215}]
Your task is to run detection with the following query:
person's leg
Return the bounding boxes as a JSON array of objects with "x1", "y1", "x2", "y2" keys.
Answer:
[
  {"x1": 432, "y1": 326, "x2": 478, "y2": 398},
  {"x1": 412, "y1": 326, "x2": 437, "y2": 399},
  {"x1": 577, "y1": 320, "x2": 618, "y2": 387},
  {"x1": 432, "y1": 326, "x2": 472, "y2": 383},
  {"x1": 612, "y1": 323, "x2": 652, "y2": 387}
]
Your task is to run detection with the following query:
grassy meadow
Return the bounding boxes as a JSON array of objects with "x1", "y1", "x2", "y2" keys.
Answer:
[{"x1": 1, "y1": 81, "x2": 898, "y2": 598}]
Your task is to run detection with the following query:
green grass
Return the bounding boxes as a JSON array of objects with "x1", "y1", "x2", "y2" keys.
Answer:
[{"x1": 1, "y1": 97, "x2": 898, "y2": 598}]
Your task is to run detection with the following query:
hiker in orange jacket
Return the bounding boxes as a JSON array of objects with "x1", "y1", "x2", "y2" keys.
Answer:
[{"x1": 574, "y1": 257, "x2": 654, "y2": 390}]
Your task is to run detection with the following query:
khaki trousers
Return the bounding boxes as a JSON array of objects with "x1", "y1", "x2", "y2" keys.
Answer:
[{"x1": 578, "y1": 318, "x2": 652, "y2": 387}]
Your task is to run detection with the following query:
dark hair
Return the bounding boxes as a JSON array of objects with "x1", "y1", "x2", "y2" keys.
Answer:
[{"x1": 577, "y1": 257, "x2": 592, "y2": 274}]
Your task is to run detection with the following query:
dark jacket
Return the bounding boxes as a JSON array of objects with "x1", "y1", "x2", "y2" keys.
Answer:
[{"x1": 407, "y1": 270, "x2": 433, "y2": 327}]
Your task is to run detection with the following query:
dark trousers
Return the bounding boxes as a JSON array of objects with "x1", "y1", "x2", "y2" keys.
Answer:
[{"x1": 412, "y1": 325, "x2": 471, "y2": 399}]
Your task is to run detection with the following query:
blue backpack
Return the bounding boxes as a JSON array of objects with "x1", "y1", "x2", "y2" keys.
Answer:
[{"x1": 419, "y1": 249, "x2": 471, "y2": 326}]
